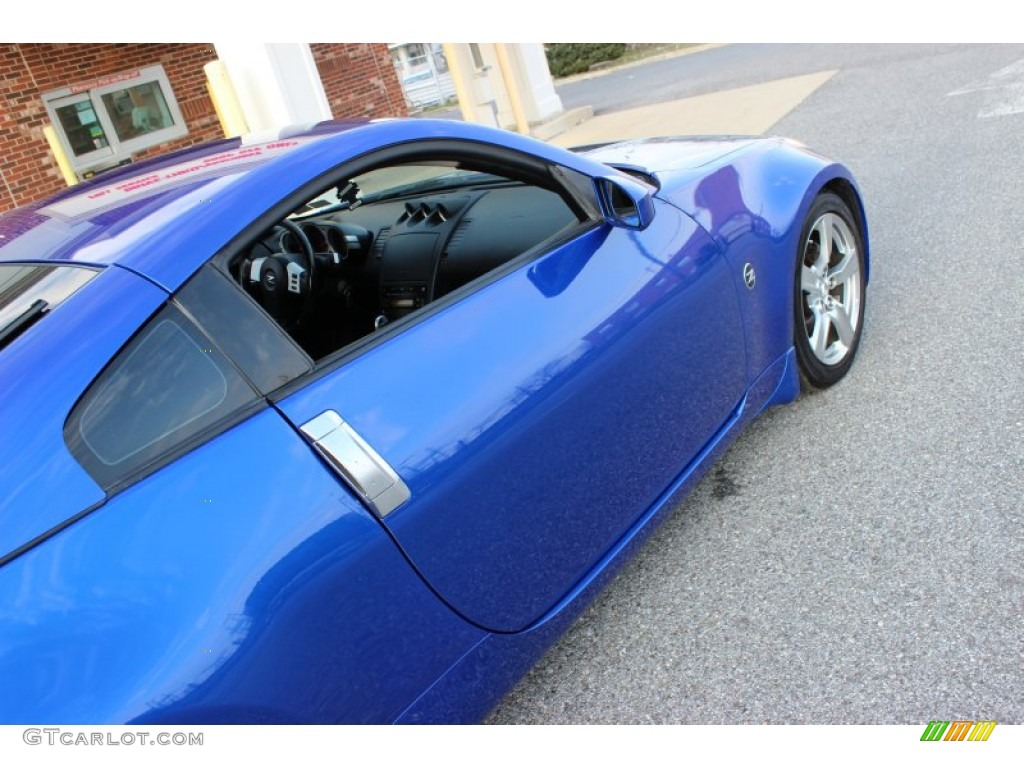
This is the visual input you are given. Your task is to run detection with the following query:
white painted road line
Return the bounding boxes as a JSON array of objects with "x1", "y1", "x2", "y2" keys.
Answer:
[{"x1": 948, "y1": 58, "x2": 1024, "y2": 118}]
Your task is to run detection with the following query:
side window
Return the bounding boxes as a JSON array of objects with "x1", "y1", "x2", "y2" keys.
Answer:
[
  {"x1": 229, "y1": 151, "x2": 588, "y2": 363},
  {"x1": 65, "y1": 304, "x2": 261, "y2": 490}
]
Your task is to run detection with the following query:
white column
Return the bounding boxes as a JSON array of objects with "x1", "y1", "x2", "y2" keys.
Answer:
[
  {"x1": 513, "y1": 44, "x2": 563, "y2": 123},
  {"x1": 212, "y1": 42, "x2": 332, "y2": 133},
  {"x1": 443, "y1": 44, "x2": 566, "y2": 131}
]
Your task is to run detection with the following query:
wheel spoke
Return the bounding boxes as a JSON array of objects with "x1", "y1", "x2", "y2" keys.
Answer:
[
  {"x1": 810, "y1": 306, "x2": 832, "y2": 358},
  {"x1": 828, "y1": 302, "x2": 856, "y2": 347},
  {"x1": 827, "y1": 248, "x2": 858, "y2": 286},
  {"x1": 801, "y1": 265, "x2": 819, "y2": 293},
  {"x1": 814, "y1": 216, "x2": 833, "y2": 271}
]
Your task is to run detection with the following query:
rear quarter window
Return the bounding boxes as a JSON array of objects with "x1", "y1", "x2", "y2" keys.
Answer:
[{"x1": 65, "y1": 304, "x2": 260, "y2": 490}]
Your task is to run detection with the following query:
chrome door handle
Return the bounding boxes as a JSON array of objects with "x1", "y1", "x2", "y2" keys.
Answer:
[{"x1": 300, "y1": 410, "x2": 410, "y2": 517}]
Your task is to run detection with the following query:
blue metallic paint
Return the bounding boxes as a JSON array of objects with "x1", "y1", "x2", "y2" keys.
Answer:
[
  {"x1": 0, "y1": 266, "x2": 166, "y2": 557},
  {"x1": 0, "y1": 119, "x2": 866, "y2": 723},
  {"x1": 397, "y1": 349, "x2": 800, "y2": 723},
  {"x1": 588, "y1": 136, "x2": 869, "y2": 383},
  {"x1": 0, "y1": 408, "x2": 484, "y2": 724},
  {"x1": 276, "y1": 201, "x2": 747, "y2": 633}
]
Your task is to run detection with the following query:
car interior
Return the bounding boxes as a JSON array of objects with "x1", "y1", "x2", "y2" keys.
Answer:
[{"x1": 228, "y1": 159, "x2": 585, "y2": 362}]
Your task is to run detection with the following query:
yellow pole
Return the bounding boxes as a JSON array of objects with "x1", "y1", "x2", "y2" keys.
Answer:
[
  {"x1": 42, "y1": 125, "x2": 77, "y2": 187},
  {"x1": 494, "y1": 44, "x2": 530, "y2": 135},
  {"x1": 204, "y1": 60, "x2": 249, "y2": 138},
  {"x1": 442, "y1": 44, "x2": 477, "y2": 123}
]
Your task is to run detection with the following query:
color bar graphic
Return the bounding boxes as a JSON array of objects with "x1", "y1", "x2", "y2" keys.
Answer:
[{"x1": 920, "y1": 720, "x2": 996, "y2": 742}]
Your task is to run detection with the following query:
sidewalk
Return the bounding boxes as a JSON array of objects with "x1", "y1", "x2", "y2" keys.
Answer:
[{"x1": 548, "y1": 70, "x2": 838, "y2": 147}]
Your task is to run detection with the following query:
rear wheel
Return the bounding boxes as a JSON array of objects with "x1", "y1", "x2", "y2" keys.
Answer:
[{"x1": 793, "y1": 192, "x2": 866, "y2": 389}]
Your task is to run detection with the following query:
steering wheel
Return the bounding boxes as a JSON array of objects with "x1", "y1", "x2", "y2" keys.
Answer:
[{"x1": 240, "y1": 219, "x2": 317, "y2": 331}]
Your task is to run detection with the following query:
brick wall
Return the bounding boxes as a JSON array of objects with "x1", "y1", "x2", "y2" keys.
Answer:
[
  {"x1": 311, "y1": 43, "x2": 407, "y2": 122},
  {"x1": 0, "y1": 43, "x2": 222, "y2": 213},
  {"x1": 0, "y1": 43, "x2": 406, "y2": 214}
]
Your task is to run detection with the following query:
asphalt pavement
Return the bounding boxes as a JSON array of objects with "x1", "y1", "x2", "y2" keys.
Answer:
[{"x1": 487, "y1": 43, "x2": 1024, "y2": 724}]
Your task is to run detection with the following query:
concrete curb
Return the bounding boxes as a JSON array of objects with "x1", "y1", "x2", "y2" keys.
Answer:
[{"x1": 531, "y1": 106, "x2": 594, "y2": 141}]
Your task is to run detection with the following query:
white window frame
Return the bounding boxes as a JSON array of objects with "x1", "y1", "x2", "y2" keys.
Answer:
[
  {"x1": 42, "y1": 64, "x2": 189, "y2": 176},
  {"x1": 46, "y1": 91, "x2": 117, "y2": 168}
]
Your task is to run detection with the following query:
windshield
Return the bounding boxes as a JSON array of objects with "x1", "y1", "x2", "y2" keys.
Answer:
[{"x1": 292, "y1": 163, "x2": 504, "y2": 217}]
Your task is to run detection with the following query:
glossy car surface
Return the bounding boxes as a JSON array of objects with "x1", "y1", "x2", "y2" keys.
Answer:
[{"x1": 0, "y1": 119, "x2": 869, "y2": 723}]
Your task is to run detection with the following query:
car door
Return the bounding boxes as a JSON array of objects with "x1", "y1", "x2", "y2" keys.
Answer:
[{"x1": 273, "y1": 159, "x2": 749, "y2": 633}]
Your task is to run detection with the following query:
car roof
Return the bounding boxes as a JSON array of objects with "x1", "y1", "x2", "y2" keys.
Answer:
[
  {"x1": 0, "y1": 118, "x2": 609, "y2": 293},
  {"x1": 0, "y1": 121, "x2": 358, "y2": 289}
]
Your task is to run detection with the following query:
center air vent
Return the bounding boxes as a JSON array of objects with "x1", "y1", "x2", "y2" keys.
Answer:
[
  {"x1": 395, "y1": 196, "x2": 471, "y2": 227},
  {"x1": 397, "y1": 202, "x2": 448, "y2": 225}
]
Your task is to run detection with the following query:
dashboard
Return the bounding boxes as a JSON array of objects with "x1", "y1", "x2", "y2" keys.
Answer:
[{"x1": 237, "y1": 180, "x2": 580, "y2": 360}]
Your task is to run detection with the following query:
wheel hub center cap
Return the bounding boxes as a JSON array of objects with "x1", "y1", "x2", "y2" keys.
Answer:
[{"x1": 812, "y1": 275, "x2": 829, "y2": 303}]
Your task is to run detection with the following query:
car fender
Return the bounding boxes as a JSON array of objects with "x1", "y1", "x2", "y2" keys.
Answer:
[{"x1": 654, "y1": 139, "x2": 870, "y2": 386}]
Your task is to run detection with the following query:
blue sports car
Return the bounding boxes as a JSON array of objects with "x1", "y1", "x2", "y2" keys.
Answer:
[{"x1": 0, "y1": 119, "x2": 868, "y2": 723}]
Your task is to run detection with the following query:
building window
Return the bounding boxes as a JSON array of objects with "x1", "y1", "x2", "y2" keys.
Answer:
[
  {"x1": 53, "y1": 97, "x2": 111, "y2": 157},
  {"x1": 43, "y1": 65, "x2": 188, "y2": 179},
  {"x1": 100, "y1": 81, "x2": 175, "y2": 142}
]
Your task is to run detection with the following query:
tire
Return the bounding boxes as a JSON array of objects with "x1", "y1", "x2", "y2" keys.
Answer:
[{"x1": 793, "y1": 192, "x2": 866, "y2": 389}]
